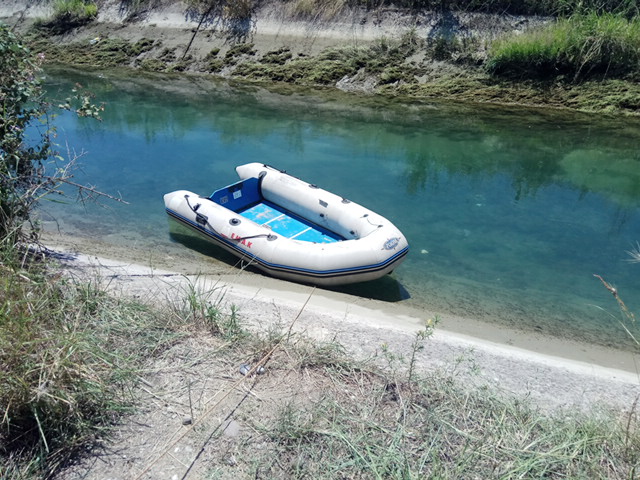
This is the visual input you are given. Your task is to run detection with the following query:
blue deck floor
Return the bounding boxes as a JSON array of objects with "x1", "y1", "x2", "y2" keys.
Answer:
[{"x1": 239, "y1": 202, "x2": 342, "y2": 243}]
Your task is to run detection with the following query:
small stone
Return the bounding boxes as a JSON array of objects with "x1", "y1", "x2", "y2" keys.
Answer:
[
  {"x1": 223, "y1": 419, "x2": 241, "y2": 437},
  {"x1": 240, "y1": 363, "x2": 266, "y2": 376}
]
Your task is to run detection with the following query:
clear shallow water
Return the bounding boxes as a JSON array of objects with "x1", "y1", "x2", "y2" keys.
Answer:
[{"x1": 40, "y1": 67, "x2": 640, "y2": 350}]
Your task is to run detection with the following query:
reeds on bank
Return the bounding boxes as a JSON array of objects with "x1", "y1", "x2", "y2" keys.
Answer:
[{"x1": 488, "y1": 12, "x2": 640, "y2": 81}]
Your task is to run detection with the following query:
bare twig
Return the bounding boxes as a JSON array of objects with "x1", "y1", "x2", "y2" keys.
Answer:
[
  {"x1": 182, "y1": 3, "x2": 215, "y2": 59},
  {"x1": 59, "y1": 178, "x2": 129, "y2": 204},
  {"x1": 593, "y1": 274, "x2": 638, "y2": 347}
]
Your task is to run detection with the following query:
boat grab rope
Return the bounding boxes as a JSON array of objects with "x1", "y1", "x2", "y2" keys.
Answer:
[
  {"x1": 184, "y1": 194, "x2": 212, "y2": 228},
  {"x1": 233, "y1": 232, "x2": 278, "y2": 242},
  {"x1": 184, "y1": 194, "x2": 277, "y2": 242}
]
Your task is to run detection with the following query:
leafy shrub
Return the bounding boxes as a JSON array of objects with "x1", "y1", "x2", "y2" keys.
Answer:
[{"x1": 0, "y1": 25, "x2": 51, "y2": 246}]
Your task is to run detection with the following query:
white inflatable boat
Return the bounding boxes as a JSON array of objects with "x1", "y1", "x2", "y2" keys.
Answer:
[{"x1": 164, "y1": 163, "x2": 409, "y2": 286}]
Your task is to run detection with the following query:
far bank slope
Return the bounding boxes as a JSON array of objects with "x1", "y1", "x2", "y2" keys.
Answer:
[
  {"x1": 4, "y1": 1, "x2": 640, "y2": 114},
  {"x1": 10, "y1": 0, "x2": 639, "y2": 113}
]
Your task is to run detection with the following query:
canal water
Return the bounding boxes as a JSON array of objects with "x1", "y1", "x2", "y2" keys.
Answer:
[{"x1": 40, "y1": 67, "x2": 640, "y2": 350}]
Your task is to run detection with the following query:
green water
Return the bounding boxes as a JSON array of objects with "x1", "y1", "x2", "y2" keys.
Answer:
[{"x1": 40, "y1": 67, "x2": 640, "y2": 350}]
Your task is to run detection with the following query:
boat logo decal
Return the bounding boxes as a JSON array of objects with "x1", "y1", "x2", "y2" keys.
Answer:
[
  {"x1": 383, "y1": 237, "x2": 400, "y2": 250},
  {"x1": 231, "y1": 232, "x2": 252, "y2": 248}
]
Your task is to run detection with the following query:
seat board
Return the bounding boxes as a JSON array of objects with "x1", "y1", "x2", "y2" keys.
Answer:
[{"x1": 239, "y1": 202, "x2": 341, "y2": 244}]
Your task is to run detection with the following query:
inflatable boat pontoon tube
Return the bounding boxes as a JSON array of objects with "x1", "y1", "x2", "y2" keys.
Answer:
[{"x1": 164, "y1": 163, "x2": 409, "y2": 286}]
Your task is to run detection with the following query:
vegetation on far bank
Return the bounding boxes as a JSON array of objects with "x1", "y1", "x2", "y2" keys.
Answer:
[
  {"x1": 42, "y1": 0, "x2": 640, "y2": 24},
  {"x1": 42, "y1": 0, "x2": 97, "y2": 32},
  {"x1": 488, "y1": 11, "x2": 640, "y2": 81},
  {"x1": 122, "y1": 0, "x2": 640, "y2": 18},
  {"x1": 13, "y1": 0, "x2": 640, "y2": 115}
]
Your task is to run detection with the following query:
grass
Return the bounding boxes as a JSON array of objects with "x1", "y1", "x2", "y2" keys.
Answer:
[
  {"x1": 33, "y1": 0, "x2": 97, "y2": 33},
  {"x1": 26, "y1": 33, "x2": 157, "y2": 68},
  {"x1": 116, "y1": 0, "x2": 640, "y2": 17},
  {"x1": 394, "y1": 0, "x2": 639, "y2": 16},
  {"x1": 487, "y1": 12, "x2": 640, "y2": 81},
  {"x1": 287, "y1": 0, "x2": 348, "y2": 20},
  {"x1": 172, "y1": 274, "x2": 245, "y2": 340},
  {"x1": 256, "y1": 378, "x2": 635, "y2": 478},
  {"x1": 52, "y1": 0, "x2": 98, "y2": 20},
  {"x1": 1, "y1": 249, "x2": 638, "y2": 478},
  {"x1": 0, "y1": 252, "x2": 182, "y2": 478},
  {"x1": 232, "y1": 36, "x2": 420, "y2": 86},
  {"x1": 20, "y1": 2, "x2": 640, "y2": 115},
  {"x1": 628, "y1": 242, "x2": 640, "y2": 264},
  {"x1": 195, "y1": 312, "x2": 640, "y2": 479},
  {"x1": 5, "y1": 3, "x2": 640, "y2": 475}
]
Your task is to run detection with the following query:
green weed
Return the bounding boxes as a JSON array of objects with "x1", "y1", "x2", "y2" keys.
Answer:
[
  {"x1": 173, "y1": 276, "x2": 245, "y2": 341},
  {"x1": 234, "y1": 36, "x2": 419, "y2": 86}
]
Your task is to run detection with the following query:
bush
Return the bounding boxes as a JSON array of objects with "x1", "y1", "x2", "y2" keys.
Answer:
[
  {"x1": 1, "y1": 24, "x2": 103, "y2": 249},
  {"x1": 0, "y1": 25, "x2": 51, "y2": 247},
  {"x1": 53, "y1": 0, "x2": 98, "y2": 21},
  {"x1": 0, "y1": 26, "x2": 167, "y2": 477}
]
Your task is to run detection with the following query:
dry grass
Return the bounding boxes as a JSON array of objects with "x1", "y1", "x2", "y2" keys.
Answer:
[
  {"x1": 2, "y1": 261, "x2": 639, "y2": 478},
  {"x1": 287, "y1": 0, "x2": 347, "y2": 21},
  {"x1": 0, "y1": 258, "x2": 182, "y2": 478}
]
